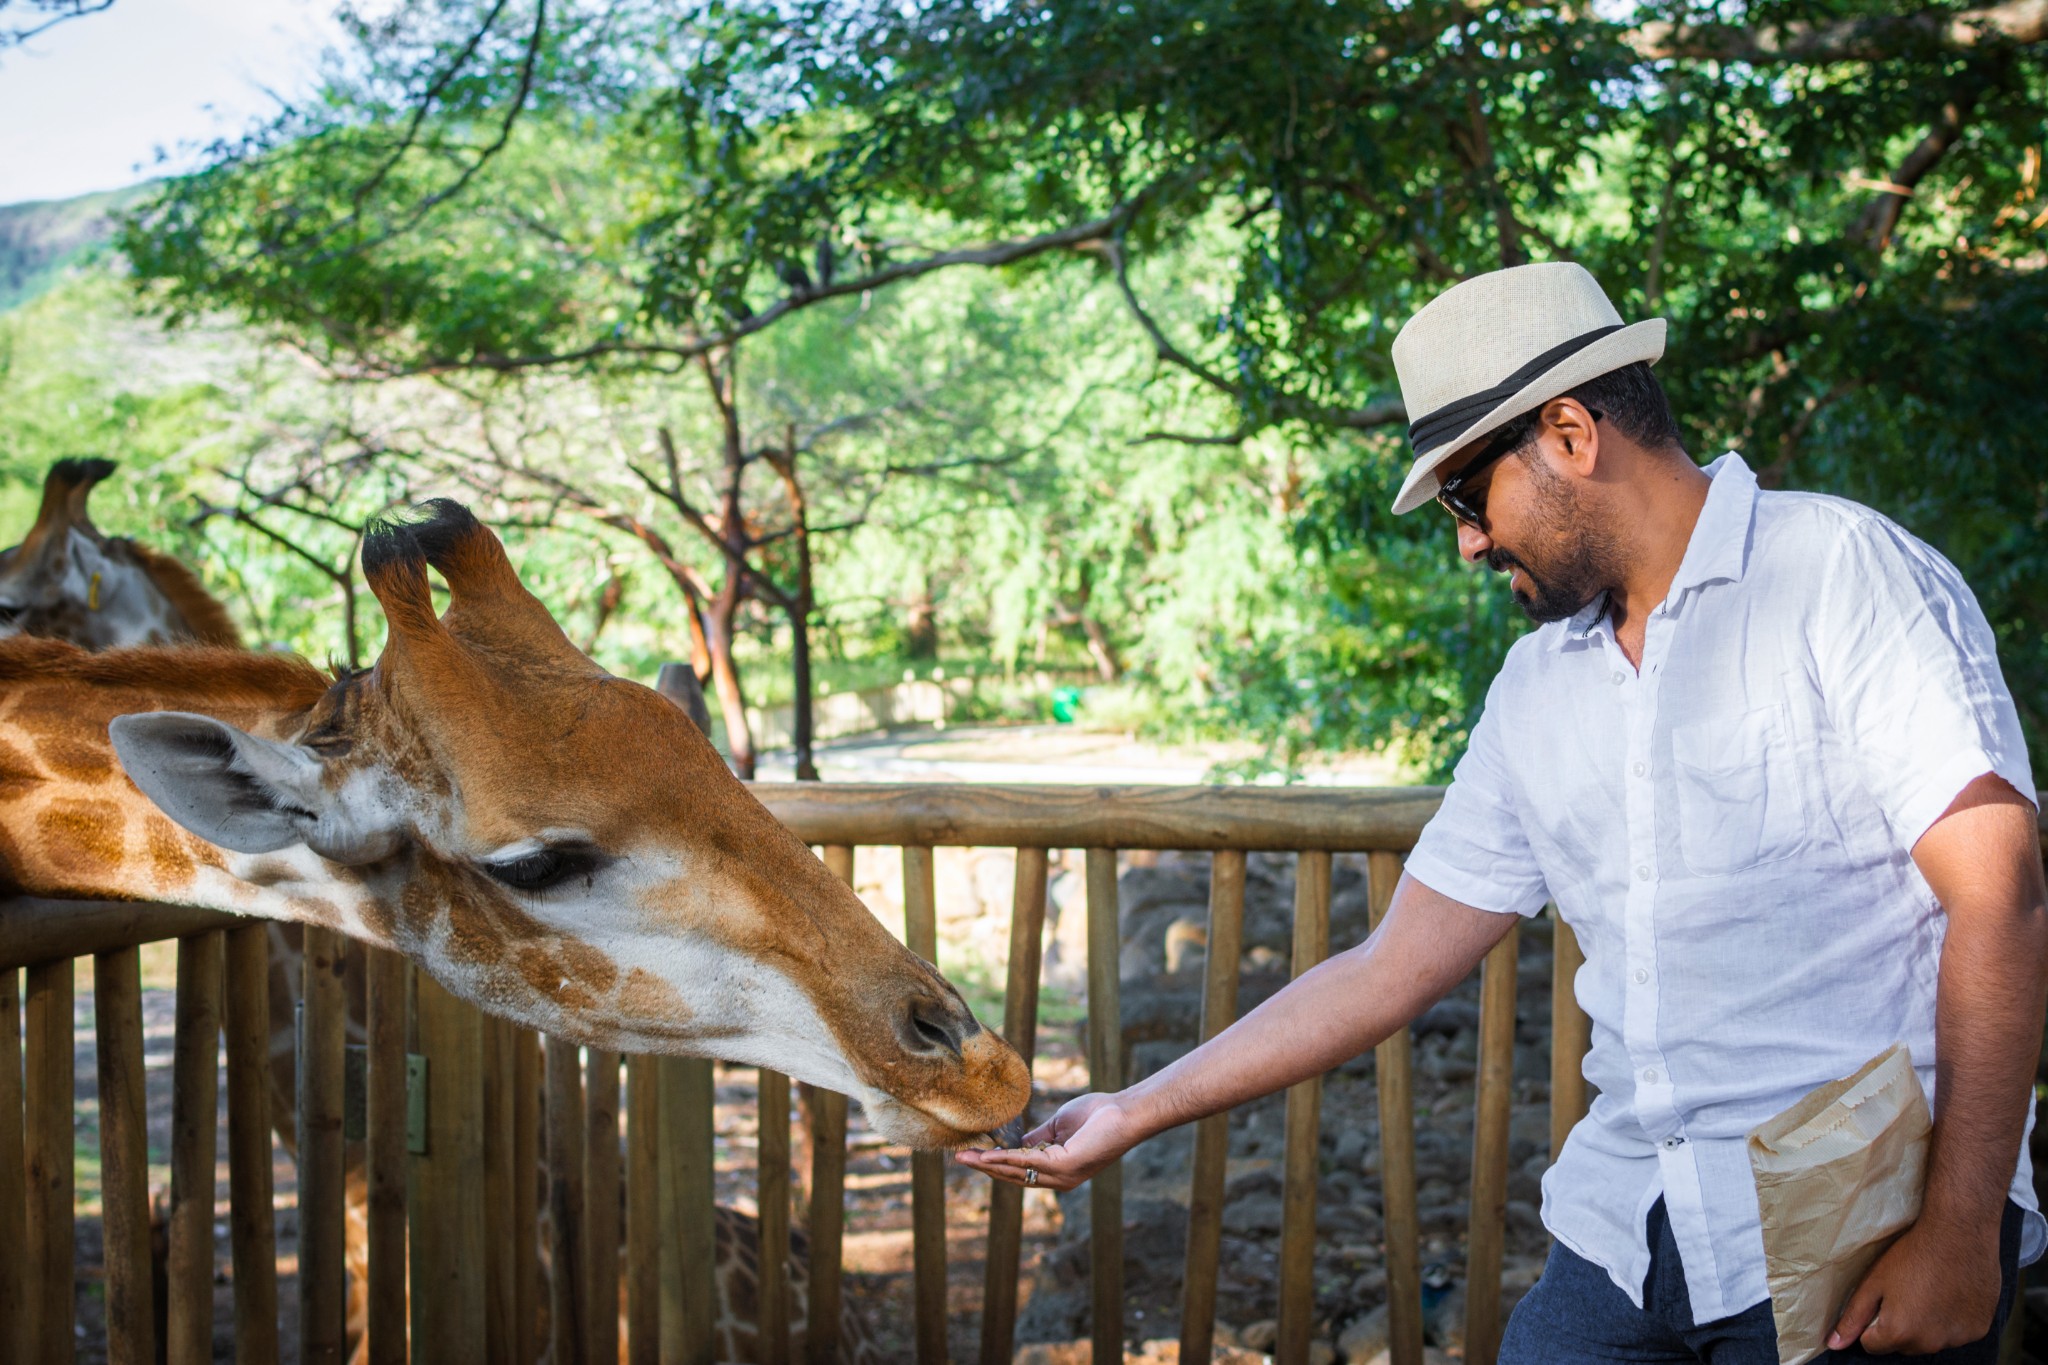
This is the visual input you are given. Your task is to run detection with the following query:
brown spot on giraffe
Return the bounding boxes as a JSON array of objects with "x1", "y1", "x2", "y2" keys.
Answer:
[
  {"x1": 144, "y1": 813, "x2": 195, "y2": 883},
  {"x1": 557, "y1": 938, "x2": 617, "y2": 995},
  {"x1": 36, "y1": 731, "x2": 116, "y2": 783},
  {"x1": 615, "y1": 967, "x2": 690, "y2": 1025},
  {"x1": 36, "y1": 796, "x2": 128, "y2": 874},
  {"x1": 0, "y1": 735, "x2": 40, "y2": 804}
]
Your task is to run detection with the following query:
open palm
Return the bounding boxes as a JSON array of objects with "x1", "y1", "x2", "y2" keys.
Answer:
[{"x1": 954, "y1": 1091, "x2": 1146, "y2": 1192}]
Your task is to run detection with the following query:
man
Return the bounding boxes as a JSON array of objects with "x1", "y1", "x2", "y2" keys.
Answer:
[{"x1": 957, "y1": 262, "x2": 2048, "y2": 1360}]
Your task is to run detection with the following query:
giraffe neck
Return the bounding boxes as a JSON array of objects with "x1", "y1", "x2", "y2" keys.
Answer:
[{"x1": 0, "y1": 642, "x2": 389, "y2": 940}]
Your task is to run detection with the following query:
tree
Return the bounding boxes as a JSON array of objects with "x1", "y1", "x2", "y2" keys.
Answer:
[{"x1": 125, "y1": 0, "x2": 2048, "y2": 773}]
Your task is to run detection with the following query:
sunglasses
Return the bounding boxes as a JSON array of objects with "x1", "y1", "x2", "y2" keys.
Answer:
[{"x1": 1434, "y1": 407, "x2": 1602, "y2": 528}]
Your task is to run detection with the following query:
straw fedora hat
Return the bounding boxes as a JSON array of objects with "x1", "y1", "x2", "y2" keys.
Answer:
[{"x1": 1389, "y1": 262, "x2": 1667, "y2": 514}]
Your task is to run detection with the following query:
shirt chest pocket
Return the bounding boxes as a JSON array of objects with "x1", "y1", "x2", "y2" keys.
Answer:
[{"x1": 1669, "y1": 704, "x2": 1811, "y2": 877}]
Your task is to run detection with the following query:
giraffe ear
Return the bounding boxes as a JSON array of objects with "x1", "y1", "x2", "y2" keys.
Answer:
[{"x1": 109, "y1": 712, "x2": 403, "y2": 865}]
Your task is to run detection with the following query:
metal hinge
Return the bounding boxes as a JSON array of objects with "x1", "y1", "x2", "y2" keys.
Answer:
[{"x1": 407, "y1": 1053, "x2": 429, "y2": 1155}]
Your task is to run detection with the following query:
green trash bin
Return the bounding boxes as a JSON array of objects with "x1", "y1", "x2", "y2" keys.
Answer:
[{"x1": 1050, "y1": 685, "x2": 1083, "y2": 723}]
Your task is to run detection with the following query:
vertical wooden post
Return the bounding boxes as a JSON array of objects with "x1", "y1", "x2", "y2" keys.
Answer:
[
  {"x1": 1464, "y1": 922, "x2": 1520, "y2": 1365},
  {"x1": 514, "y1": 1027, "x2": 543, "y2": 1365},
  {"x1": 807, "y1": 844, "x2": 857, "y2": 1365},
  {"x1": 1178, "y1": 849, "x2": 1246, "y2": 1365},
  {"x1": 483, "y1": 1013, "x2": 519, "y2": 1364},
  {"x1": 1549, "y1": 913, "x2": 1590, "y2": 1163},
  {"x1": 409, "y1": 972, "x2": 487, "y2": 1365},
  {"x1": 902, "y1": 845, "x2": 949, "y2": 1365},
  {"x1": 166, "y1": 932, "x2": 223, "y2": 1365},
  {"x1": 95, "y1": 946, "x2": 154, "y2": 1365},
  {"x1": 758, "y1": 1066, "x2": 792, "y2": 1365},
  {"x1": 366, "y1": 948, "x2": 409, "y2": 1365},
  {"x1": 0, "y1": 968, "x2": 27, "y2": 1365},
  {"x1": 658, "y1": 1055, "x2": 717, "y2": 1365},
  {"x1": 1085, "y1": 847, "x2": 1124, "y2": 1365},
  {"x1": 222, "y1": 925, "x2": 278, "y2": 1365},
  {"x1": 587, "y1": 1049, "x2": 623, "y2": 1365},
  {"x1": 626, "y1": 1055, "x2": 660, "y2": 1365},
  {"x1": 547, "y1": 1037, "x2": 589, "y2": 1365},
  {"x1": 980, "y1": 847, "x2": 1050, "y2": 1365},
  {"x1": 24, "y1": 960, "x2": 75, "y2": 1365},
  {"x1": 1277, "y1": 852, "x2": 1333, "y2": 1365},
  {"x1": 1368, "y1": 852, "x2": 1424, "y2": 1365},
  {"x1": 299, "y1": 925, "x2": 348, "y2": 1365}
]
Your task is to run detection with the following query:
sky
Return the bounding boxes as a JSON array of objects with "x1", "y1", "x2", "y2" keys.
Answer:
[{"x1": 0, "y1": 0, "x2": 345, "y2": 205}]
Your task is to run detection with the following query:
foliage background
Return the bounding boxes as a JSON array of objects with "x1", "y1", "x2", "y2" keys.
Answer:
[{"x1": 2, "y1": 0, "x2": 2043, "y2": 781}]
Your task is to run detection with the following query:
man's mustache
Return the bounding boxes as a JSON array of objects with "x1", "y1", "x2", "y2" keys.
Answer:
[{"x1": 1486, "y1": 548, "x2": 1527, "y2": 576}]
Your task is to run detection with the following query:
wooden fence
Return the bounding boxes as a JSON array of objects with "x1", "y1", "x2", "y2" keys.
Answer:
[{"x1": 1, "y1": 784, "x2": 2041, "y2": 1365}]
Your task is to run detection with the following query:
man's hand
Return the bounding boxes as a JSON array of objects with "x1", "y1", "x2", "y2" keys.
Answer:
[
  {"x1": 954, "y1": 1092, "x2": 1143, "y2": 1192},
  {"x1": 1827, "y1": 1215, "x2": 2002, "y2": 1353}
]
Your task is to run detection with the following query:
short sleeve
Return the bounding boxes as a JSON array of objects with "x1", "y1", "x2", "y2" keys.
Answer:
[
  {"x1": 1405, "y1": 670, "x2": 1553, "y2": 917},
  {"x1": 1816, "y1": 515, "x2": 2037, "y2": 850}
]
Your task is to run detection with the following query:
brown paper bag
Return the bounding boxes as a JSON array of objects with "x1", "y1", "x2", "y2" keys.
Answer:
[{"x1": 1747, "y1": 1043, "x2": 1932, "y2": 1365}]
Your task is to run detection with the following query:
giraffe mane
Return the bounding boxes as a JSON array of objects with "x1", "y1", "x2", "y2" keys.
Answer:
[
  {"x1": 0, "y1": 635, "x2": 333, "y2": 711},
  {"x1": 125, "y1": 542, "x2": 245, "y2": 648}
]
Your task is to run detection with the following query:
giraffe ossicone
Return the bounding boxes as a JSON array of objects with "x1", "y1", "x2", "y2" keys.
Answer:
[{"x1": 5, "y1": 498, "x2": 1030, "y2": 1148}]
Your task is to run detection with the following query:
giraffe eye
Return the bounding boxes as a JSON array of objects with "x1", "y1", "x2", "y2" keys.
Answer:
[{"x1": 483, "y1": 846, "x2": 604, "y2": 893}]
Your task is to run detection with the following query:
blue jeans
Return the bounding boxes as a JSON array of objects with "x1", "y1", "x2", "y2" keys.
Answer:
[{"x1": 1500, "y1": 1198, "x2": 2024, "y2": 1363}]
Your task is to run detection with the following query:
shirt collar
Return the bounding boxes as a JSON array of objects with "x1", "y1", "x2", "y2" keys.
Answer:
[
  {"x1": 1556, "y1": 451, "x2": 1756, "y2": 647},
  {"x1": 1666, "y1": 452, "x2": 1757, "y2": 600}
]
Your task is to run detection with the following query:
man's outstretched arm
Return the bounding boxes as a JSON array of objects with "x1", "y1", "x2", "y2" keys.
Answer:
[
  {"x1": 1830, "y1": 773, "x2": 2048, "y2": 1354},
  {"x1": 956, "y1": 872, "x2": 1520, "y2": 1191}
]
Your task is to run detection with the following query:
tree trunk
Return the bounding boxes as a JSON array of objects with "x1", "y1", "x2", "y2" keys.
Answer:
[
  {"x1": 702, "y1": 588, "x2": 755, "y2": 778},
  {"x1": 787, "y1": 601, "x2": 819, "y2": 782},
  {"x1": 906, "y1": 578, "x2": 938, "y2": 660}
]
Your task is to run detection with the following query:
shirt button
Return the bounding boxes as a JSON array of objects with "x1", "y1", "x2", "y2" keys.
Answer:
[
  {"x1": 1612, "y1": 670, "x2": 1626, "y2": 686},
  {"x1": 1633, "y1": 968, "x2": 1649, "y2": 984},
  {"x1": 1663, "y1": 1136, "x2": 1685, "y2": 1149},
  {"x1": 1642, "y1": 1068, "x2": 1659, "y2": 1084},
  {"x1": 1632, "y1": 761, "x2": 1647, "y2": 778},
  {"x1": 1635, "y1": 864, "x2": 1651, "y2": 881}
]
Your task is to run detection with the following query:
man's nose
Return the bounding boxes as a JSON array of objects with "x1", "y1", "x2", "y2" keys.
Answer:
[{"x1": 1456, "y1": 520, "x2": 1493, "y2": 564}]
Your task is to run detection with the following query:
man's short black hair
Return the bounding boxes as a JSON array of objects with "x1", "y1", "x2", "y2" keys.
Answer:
[{"x1": 1492, "y1": 361, "x2": 1683, "y2": 457}]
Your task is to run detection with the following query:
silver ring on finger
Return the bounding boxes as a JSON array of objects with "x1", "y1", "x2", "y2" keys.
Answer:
[{"x1": 1025, "y1": 1167, "x2": 1038, "y2": 1186}]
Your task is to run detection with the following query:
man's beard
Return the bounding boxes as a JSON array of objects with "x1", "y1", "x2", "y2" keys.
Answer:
[{"x1": 1486, "y1": 460, "x2": 1623, "y2": 624}]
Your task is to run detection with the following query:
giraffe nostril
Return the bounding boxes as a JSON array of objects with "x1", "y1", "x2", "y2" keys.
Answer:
[{"x1": 902, "y1": 997, "x2": 964, "y2": 1061}]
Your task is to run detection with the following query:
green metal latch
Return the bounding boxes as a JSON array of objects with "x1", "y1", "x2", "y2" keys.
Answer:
[{"x1": 407, "y1": 1053, "x2": 429, "y2": 1155}]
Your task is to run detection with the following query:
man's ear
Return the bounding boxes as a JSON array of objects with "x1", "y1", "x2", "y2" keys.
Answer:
[
  {"x1": 1542, "y1": 396, "x2": 1602, "y2": 477},
  {"x1": 109, "y1": 712, "x2": 403, "y2": 865}
]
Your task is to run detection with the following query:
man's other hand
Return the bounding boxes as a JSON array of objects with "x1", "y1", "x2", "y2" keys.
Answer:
[
  {"x1": 954, "y1": 1092, "x2": 1143, "y2": 1192},
  {"x1": 1826, "y1": 1217, "x2": 2001, "y2": 1353}
]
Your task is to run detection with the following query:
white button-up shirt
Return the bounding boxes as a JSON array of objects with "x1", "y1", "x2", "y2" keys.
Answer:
[{"x1": 1405, "y1": 452, "x2": 2043, "y2": 1322}]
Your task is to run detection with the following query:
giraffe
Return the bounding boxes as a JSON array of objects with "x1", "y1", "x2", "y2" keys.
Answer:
[
  {"x1": 0, "y1": 457, "x2": 240, "y2": 650},
  {"x1": 0, "y1": 496, "x2": 1017, "y2": 1354}
]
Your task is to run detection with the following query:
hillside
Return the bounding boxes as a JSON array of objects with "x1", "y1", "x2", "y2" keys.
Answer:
[{"x1": 0, "y1": 184, "x2": 148, "y2": 312}]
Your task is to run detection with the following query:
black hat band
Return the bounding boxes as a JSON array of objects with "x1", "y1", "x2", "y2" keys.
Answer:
[{"x1": 1406, "y1": 324, "x2": 1624, "y2": 454}]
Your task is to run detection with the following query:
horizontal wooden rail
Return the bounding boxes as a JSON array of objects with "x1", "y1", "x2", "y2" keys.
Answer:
[
  {"x1": 749, "y1": 781, "x2": 1449, "y2": 850},
  {"x1": 0, "y1": 897, "x2": 236, "y2": 971}
]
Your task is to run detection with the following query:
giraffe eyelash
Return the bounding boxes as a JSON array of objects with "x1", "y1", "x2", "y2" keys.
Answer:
[{"x1": 481, "y1": 845, "x2": 606, "y2": 895}]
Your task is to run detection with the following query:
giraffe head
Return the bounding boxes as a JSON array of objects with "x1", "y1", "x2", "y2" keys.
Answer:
[
  {"x1": 104, "y1": 501, "x2": 1028, "y2": 1148},
  {"x1": 0, "y1": 458, "x2": 240, "y2": 650}
]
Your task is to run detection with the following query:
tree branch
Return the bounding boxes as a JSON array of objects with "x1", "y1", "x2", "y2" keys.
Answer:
[
  {"x1": 1629, "y1": 0, "x2": 2047, "y2": 63},
  {"x1": 1852, "y1": 90, "x2": 1980, "y2": 251},
  {"x1": 365, "y1": 199, "x2": 1150, "y2": 379}
]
